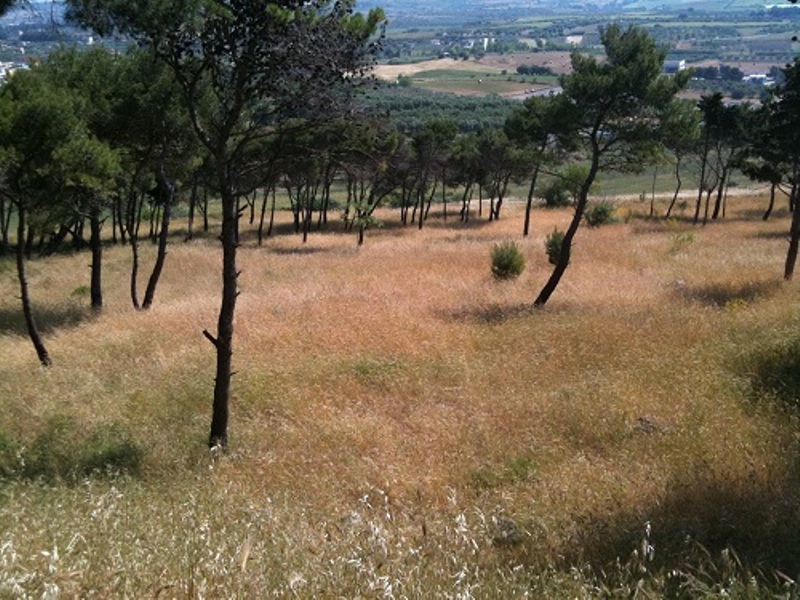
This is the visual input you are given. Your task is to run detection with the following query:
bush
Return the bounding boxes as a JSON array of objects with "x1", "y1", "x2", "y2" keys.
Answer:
[
  {"x1": 545, "y1": 228, "x2": 565, "y2": 265},
  {"x1": 491, "y1": 240, "x2": 525, "y2": 280},
  {"x1": 539, "y1": 179, "x2": 572, "y2": 208},
  {"x1": 584, "y1": 201, "x2": 616, "y2": 227}
]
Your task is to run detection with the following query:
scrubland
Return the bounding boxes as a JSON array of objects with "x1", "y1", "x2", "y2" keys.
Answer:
[{"x1": 0, "y1": 196, "x2": 799, "y2": 597}]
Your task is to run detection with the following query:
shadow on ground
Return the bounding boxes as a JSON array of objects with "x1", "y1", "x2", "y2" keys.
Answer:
[
  {"x1": 0, "y1": 303, "x2": 95, "y2": 336},
  {"x1": 674, "y1": 278, "x2": 783, "y2": 308}
]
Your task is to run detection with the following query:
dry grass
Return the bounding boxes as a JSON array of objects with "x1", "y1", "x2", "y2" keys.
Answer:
[{"x1": 1, "y1": 196, "x2": 799, "y2": 596}]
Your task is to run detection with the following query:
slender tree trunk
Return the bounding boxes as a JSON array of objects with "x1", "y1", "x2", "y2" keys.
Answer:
[
  {"x1": 702, "y1": 186, "x2": 714, "y2": 227},
  {"x1": 523, "y1": 164, "x2": 541, "y2": 237},
  {"x1": 0, "y1": 195, "x2": 8, "y2": 255},
  {"x1": 694, "y1": 137, "x2": 710, "y2": 224},
  {"x1": 763, "y1": 182, "x2": 776, "y2": 221},
  {"x1": 650, "y1": 165, "x2": 658, "y2": 218},
  {"x1": 785, "y1": 182, "x2": 800, "y2": 280},
  {"x1": 257, "y1": 186, "x2": 269, "y2": 245},
  {"x1": 129, "y1": 190, "x2": 145, "y2": 309},
  {"x1": 711, "y1": 165, "x2": 728, "y2": 220},
  {"x1": 16, "y1": 203, "x2": 51, "y2": 367},
  {"x1": 267, "y1": 186, "x2": 277, "y2": 238},
  {"x1": 460, "y1": 183, "x2": 473, "y2": 222},
  {"x1": 142, "y1": 170, "x2": 174, "y2": 310},
  {"x1": 206, "y1": 179, "x2": 239, "y2": 448},
  {"x1": 186, "y1": 174, "x2": 198, "y2": 242},
  {"x1": 89, "y1": 206, "x2": 103, "y2": 311},
  {"x1": 534, "y1": 149, "x2": 599, "y2": 307},
  {"x1": 442, "y1": 169, "x2": 447, "y2": 221},
  {"x1": 202, "y1": 188, "x2": 209, "y2": 233},
  {"x1": 665, "y1": 156, "x2": 683, "y2": 218}
]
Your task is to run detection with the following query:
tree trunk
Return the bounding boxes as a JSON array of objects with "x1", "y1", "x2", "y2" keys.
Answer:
[
  {"x1": 534, "y1": 150, "x2": 599, "y2": 307},
  {"x1": 257, "y1": 185, "x2": 269, "y2": 245},
  {"x1": 206, "y1": 182, "x2": 239, "y2": 448},
  {"x1": 186, "y1": 174, "x2": 198, "y2": 242},
  {"x1": 442, "y1": 169, "x2": 447, "y2": 221},
  {"x1": 267, "y1": 186, "x2": 277, "y2": 238},
  {"x1": 784, "y1": 182, "x2": 800, "y2": 280},
  {"x1": 0, "y1": 195, "x2": 8, "y2": 255},
  {"x1": 523, "y1": 164, "x2": 541, "y2": 237},
  {"x1": 202, "y1": 188, "x2": 209, "y2": 233},
  {"x1": 711, "y1": 165, "x2": 728, "y2": 220},
  {"x1": 142, "y1": 169, "x2": 174, "y2": 310},
  {"x1": 89, "y1": 206, "x2": 103, "y2": 311},
  {"x1": 16, "y1": 203, "x2": 51, "y2": 367},
  {"x1": 650, "y1": 165, "x2": 658, "y2": 218},
  {"x1": 129, "y1": 189, "x2": 145, "y2": 309},
  {"x1": 664, "y1": 156, "x2": 683, "y2": 218},
  {"x1": 763, "y1": 182, "x2": 776, "y2": 221}
]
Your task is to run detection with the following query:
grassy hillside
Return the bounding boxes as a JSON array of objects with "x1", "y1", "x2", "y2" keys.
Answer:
[{"x1": 1, "y1": 196, "x2": 799, "y2": 596}]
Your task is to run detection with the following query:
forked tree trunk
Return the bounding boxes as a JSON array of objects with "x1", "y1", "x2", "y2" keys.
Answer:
[
  {"x1": 205, "y1": 182, "x2": 239, "y2": 448},
  {"x1": 16, "y1": 203, "x2": 51, "y2": 367}
]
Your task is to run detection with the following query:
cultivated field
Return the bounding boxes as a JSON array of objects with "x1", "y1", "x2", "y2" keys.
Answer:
[
  {"x1": 374, "y1": 52, "x2": 570, "y2": 96},
  {"x1": 1, "y1": 196, "x2": 799, "y2": 596}
]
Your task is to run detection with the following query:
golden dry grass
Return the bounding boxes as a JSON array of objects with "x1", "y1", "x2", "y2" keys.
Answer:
[{"x1": 0, "y1": 196, "x2": 799, "y2": 595}]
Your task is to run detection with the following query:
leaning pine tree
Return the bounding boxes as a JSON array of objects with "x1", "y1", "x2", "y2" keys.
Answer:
[
  {"x1": 66, "y1": 0, "x2": 386, "y2": 448},
  {"x1": 533, "y1": 24, "x2": 688, "y2": 307}
]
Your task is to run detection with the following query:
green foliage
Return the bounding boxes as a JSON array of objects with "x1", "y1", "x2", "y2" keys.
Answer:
[
  {"x1": 491, "y1": 240, "x2": 526, "y2": 280},
  {"x1": 71, "y1": 285, "x2": 90, "y2": 298},
  {"x1": 545, "y1": 227, "x2": 565, "y2": 265},
  {"x1": 538, "y1": 179, "x2": 572, "y2": 208},
  {"x1": 21, "y1": 415, "x2": 143, "y2": 482},
  {"x1": 584, "y1": 201, "x2": 616, "y2": 227}
]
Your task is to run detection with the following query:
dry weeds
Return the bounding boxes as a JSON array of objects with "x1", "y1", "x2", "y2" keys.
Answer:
[{"x1": 0, "y1": 196, "x2": 798, "y2": 596}]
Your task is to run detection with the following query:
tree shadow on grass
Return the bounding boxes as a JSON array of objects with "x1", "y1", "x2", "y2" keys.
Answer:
[
  {"x1": 533, "y1": 338, "x2": 800, "y2": 580},
  {"x1": 548, "y1": 468, "x2": 800, "y2": 580},
  {"x1": 674, "y1": 278, "x2": 782, "y2": 308},
  {"x1": 444, "y1": 302, "x2": 535, "y2": 325},
  {"x1": 746, "y1": 336, "x2": 800, "y2": 411},
  {"x1": 0, "y1": 303, "x2": 95, "y2": 336}
]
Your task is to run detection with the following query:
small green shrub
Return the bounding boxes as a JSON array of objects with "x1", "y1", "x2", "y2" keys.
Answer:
[
  {"x1": 71, "y1": 285, "x2": 90, "y2": 298},
  {"x1": 545, "y1": 228, "x2": 565, "y2": 265},
  {"x1": 584, "y1": 201, "x2": 616, "y2": 227},
  {"x1": 538, "y1": 179, "x2": 573, "y2": 208},
  {"x1": 491, "y1": 240, "x2": 525, "y2": 280}
]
